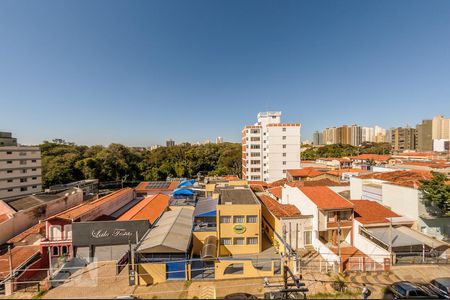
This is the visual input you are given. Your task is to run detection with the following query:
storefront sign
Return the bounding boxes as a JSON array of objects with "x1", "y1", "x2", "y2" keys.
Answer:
[
  {"x1": 233, "y1": 224, "x2": 246, "y2": 234},
  {"x1": 73, "y1": 220, "x2": 150, "y2": 246}
]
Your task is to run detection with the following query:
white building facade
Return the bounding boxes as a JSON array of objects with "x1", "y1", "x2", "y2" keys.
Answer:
[{"x1": 242, "y1": 112, "x2": 301, "y2": 182}]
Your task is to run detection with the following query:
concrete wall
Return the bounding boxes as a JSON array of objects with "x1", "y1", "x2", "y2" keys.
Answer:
[
  {"x1": 214, "y1": 259, "x2": 276, "y2": 280},
  {"x1": 350, "y1": 177, "x2": 364, "y2": 199},
  {"x1": 217, "y1": 204, "x2": 262, "y2": 256},
  {"x1": 138, "y1": 263, "x2": 166, "y2": 285},
  {"x1": 352, "y1": 220, "x2": 390, "y2": 263},
  {"x1": 0, "y1": 189, "x2": 83, "y2": 244}
]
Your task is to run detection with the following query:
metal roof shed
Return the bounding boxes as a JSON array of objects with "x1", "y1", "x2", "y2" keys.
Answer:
[{"x1": 137, "y1": 208, "x2": 194, "y2": 253}]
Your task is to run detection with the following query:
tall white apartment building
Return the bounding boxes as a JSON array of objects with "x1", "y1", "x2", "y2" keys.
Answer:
[
  {"x1": 0, "y1": 132, "x2": 42, "y2": 201},
  {"x1": 242, "y1": 112, "x2": 301, "y2": 183},
  {"x1": 432, "y1": 115, "x2": 450, "y2": 140},
  {"x1": 361, "y1": 127, "x2": 375, "y2": 143}
]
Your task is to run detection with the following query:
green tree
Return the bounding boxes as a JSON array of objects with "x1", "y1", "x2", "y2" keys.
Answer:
[{"x1": 419, "y1": 172, "x2": 450, "y2": 216}]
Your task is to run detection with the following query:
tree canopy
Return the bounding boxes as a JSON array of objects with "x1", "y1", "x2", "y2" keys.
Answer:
[
  {"x1": 419, "y1": 172, "x2": 450, "y2": 217},
  {"x1": 40, "y1": 141, "x2": 242, "y2": 188},
  {"x1": 301, "y1": 142, "x2": 392, "y2": 160}
]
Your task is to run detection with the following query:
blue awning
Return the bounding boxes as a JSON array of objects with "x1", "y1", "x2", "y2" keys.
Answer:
[
  {"x1": 173, "y1": 188, "x2": 195, "y2": 196},
  {"x1": 178, "y1": 179, "x2": 196, "y2": 188}
]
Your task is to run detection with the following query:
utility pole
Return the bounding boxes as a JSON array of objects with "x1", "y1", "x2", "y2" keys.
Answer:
[{"x1": 8, "y1": 245, "x2": 13, "y2": 279}]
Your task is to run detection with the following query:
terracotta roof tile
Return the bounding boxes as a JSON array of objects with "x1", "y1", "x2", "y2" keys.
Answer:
[
  {"x1": 356, "y1": 170, "x2": 433, "y2": 188},
  {"x1": 52, "y1": 188, "x2": 133, "y2": 221},
  {"x1": 326, "y1": 168, "x2": 367, "y2": 176},
  {"x1": 268, "y1": 179, "x2": 287, "y2": 188},
  {"x1": 118, "y1": 194, "x2": 169, "y2": 224},
  {"x1": 287, "y1": 168, "x2": 324, "y2": 178},
  {"x1": 299, "y1": 186, "x2": 354, "y2": 210},
  {"x1": 258, "y1": 194, "x2": 301, "y2": 218},
  {"x1": 287, "y1": 179, "x2": 349, "y2": 187},
  {"x1": 350, "y1": 200, "x2": 400, "y2": 224},
  {"x1": 0, "y1": 246, "x2": 40, "y2": 280},
  {"x1": 267, "y1": 186, "x2": 282, "y2": 199},
  {"x1": 349, "y1": 154, "x2": 391, "y2": 162},
  {"x1": 8, "y1": 223, "x2": 45, "y2": 244},
  {"x1": 0, "y1": 214, "x2": 10, "y2": 224}
]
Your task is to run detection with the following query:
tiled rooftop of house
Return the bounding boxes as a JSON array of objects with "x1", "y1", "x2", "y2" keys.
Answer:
[
  {"x1": 0, "y1": 245, "x2": 40, "y2": 280},
  {"x1": 287, "y1": 179, "x2": 349, "y2": 187},
  {"x1": 287, "y1": 168, "x2": 324, "y2": 178},
  {"x1": 357, "y1": 170, "x2": 433, "y2": 188},
  {"x1": 349, "y1": 154, "x2": 391, "y2": 162},
  {"x1": 135, "y1": 181, "x2": 180, "y2": 192},
  {"x1": 326, "y1": 168, "x2": 367, "y2": 176},
  {"x1": 51, "y1": 188, "x2": 133, "y2": 221},
  {"x1": 8, "y1": 222, "x2": 45, "y2": 245},
  {"x1": 258, "y1": 194, "x2": 301, "y2": 218},
  {"x1": 399, "y1": 161, "x2": 450, "y2": 169},
  {"x1": 299, "y1": 186, "x2": 354, "y2": 210},
  {"x1": 267, "y1": 186, "x2": 282, "y2": 199},
  {"x1": 350, "y1": 200, "x2": 400, "y2": 225},
  {"x1": 118, "y1": 194, "x2": 169, "y2": 224}
]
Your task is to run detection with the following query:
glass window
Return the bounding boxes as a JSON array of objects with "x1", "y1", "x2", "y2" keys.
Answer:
[
  {"x1": 247, "y1": 215, "x2": 257, "y2": 223},
  {"x1": 20, "y1": 187, "x2": 28, "y2": 192},
  {"x1": 247, "y1": 237, "x2": 258, "y2": 245},
  {"x1": 233, "y1": 216, "x2": 245, "y2": 223},
  {"x1": 52, "y1": 246, "x2": 59, "y2": 256},
  {"x1": 234, "y1": 237, "x2": 245, "y2": 245},
  {"x1": 283, "y1": 144, "x2": 286, "y2": 148},
  {"x1": 6, "y1": 161, "x2": 12, "y2": 164},
  {"x1": 220, "y1": 238, "x2": 232, "y2": 245},
  {"x1": 220, "y1": 216, "x2": 231, "y2": 223},
  {"x1": 282, "y1": 136, "x2": 286, "y2": 140},
  {"x1": 7, "y1": 170, "x2": 12, "y2": 173}
]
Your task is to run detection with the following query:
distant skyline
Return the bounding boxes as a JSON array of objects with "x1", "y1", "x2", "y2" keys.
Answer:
[{"x1": 1, "y1": 0, "x2": 450, "y2": 146}]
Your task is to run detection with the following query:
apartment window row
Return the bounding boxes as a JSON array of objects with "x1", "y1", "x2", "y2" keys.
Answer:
[
  {"x1": 220, "y1": 215, "x2": 258, "y2": 224},
  {"x1": 250, "y1": 152, "x2": 260, "y2": 157},
  {"x1": 250, "y1": 175, "x2": 261, "y2": 180},
  {"x1": 5, "y1": 185, "x2": 40, "y2": 193},
  {"x1": 250, "y1": 168, "x2": 261, "y2": 172},
  {"x1": 4, "y1": 159, "x2": 38, "y2": 164},
  {"x1": 250, "y1": 137, "x2": 260, "y2": 142},
  {"x1": 250, "y1": 160, "x2": 260, "y2": 165},
  {"x1": 220, "y1": 237, "x2": 258, "y2": 246},
  {"x1": 3, "y1": 168, "x2": 38, "y2": 174},
  {"x1": 250, "y1": 145, "x2": 261, "y2": 149}
]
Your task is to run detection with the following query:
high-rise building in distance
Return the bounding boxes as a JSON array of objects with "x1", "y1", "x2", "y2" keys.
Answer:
[
  {"x1": 416, "y1": 119, "x2": 433, "y2": 152},
  {"x1": 242, "y1": 112, "x2": 301, "y2": 183},
  {"x1": 0, "y1": 132, "x2": 42, "y2": 201},
  {"x1": 391, "y1": 127, "x2": 416, "y2": 151},
  {"x1": 166, "y1": 139, "x2": 175, "y2": 147}
]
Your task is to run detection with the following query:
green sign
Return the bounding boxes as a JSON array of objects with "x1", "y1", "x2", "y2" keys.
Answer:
[{"x1": 233, "y1": 224, "x2": 246, "y2": 234}]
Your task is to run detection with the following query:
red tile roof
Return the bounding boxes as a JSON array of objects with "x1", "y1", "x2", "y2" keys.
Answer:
[
  {"x1": 267, "y1": 186, "x2": 282, "y2": 199},
  {"x1": 326, "y1": 168, "x2": 367, "y2": 176},
  {"x1": 349, "y1": 154, "x2": 391, "y2": 162},
  {"x1": 299, "y1": 186, "x2": 354, "y2": 210},
  {"x1": 52, "y1": 188, "x2": 133, "y2": 221},
  {"x1": 350, "y1": 200, "x2": 400, "y2": 224},
  {"x1": 248, "y1": 181, "x2": 268, "y2": 187},
  {"x1": 268, "y1": 179, "x2": 288, "y2": 188},
  {"x1": 135, "y1": 181, "x2": 180, "y2": 192},
  {"x1": 400, "y1": 161, "x2": 450, "y2": 169},
  {"x1": 0, "y1": 214, "x2": 10, "y2": 224},
  {"x1": 0, "y1": 245, "x2": 40, "y2": 280},
  {"x1": 8, "y1": 223, "x2": 45, "y2": 244},
  {"x1": 287, "y1": 179, "x2": 349, "y2": 187},
  {"x1": 287, "y1": 168, "x2": 324, "y2": 178},
  {"x1": 258, "y1": 194, "x2": 301, "y2": 218},
  {"x1": 357, "y1": 170, "x2": 433, "y2": 188},
  {"x1": 118, "y1": 194, "x2": 169, "y2": 224}
]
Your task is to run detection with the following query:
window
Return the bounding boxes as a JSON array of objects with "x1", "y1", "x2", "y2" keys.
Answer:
[
  {"x1": 64, "y1": 224, "x2": 72, "y2": 239},
  {"x1": 283, "y1": 170, "x2": 286, "y2": 173},
  {"x1": 282, "y1": 136, "x2": 286, "y2": 140},
  {"x1": 250, "y1": 137, "x2": 260, "y2": 141},
  {"x1": 283, "y1": 144, "x2": 286, "y2": 148},
  {"x1": 21, "y1": 169, "x2": 27, "y2": 174},
  {"x1": 32, "y1": 168, "x2": 36, "y2": 171},
  {"x1": 247, "y1": 237, "x2": 258, "y2": 245},
  {"x1": 20, "y1": 160, "x2": 26, "y2": 165},
  {"x1": 7, "y1": 170, "x2": 12, "y2": 173},
  {"x1": 52, "y1": 246, "x2": 59, "y2": 256},
  {"x1": 250, "y1": 168, "x2": 261, "y2": 172},
  {"x1": 282, "y1": 128, "x2": 286, "y2": 132},
  {"x1": 6, "y1": 151, "x2": 12, "y2": 155},
  {"x1": 7, "y1": 189, "x2": 13, "y2": 192},
  {"x1": 19, "y1": 152, "x2": 26, "y2": 156},
  {"x1": 32, "y1": 177, "x2": 37, "y2": 180},
  {"x1": 61, "y1": 246, "x2": 69, "y2": 255},
  {"x1": 233, "y1": 216, "x2": 245, "y2": 223},
  {"x1": 220, "y1": 216, "x2": 231, "y2": 223},
  {"x1": 250, "y1": 160, "x2": 260, "y2": 165},
  {"x1": 20, "y1": 187, "x2": 28, "y2": 192},
  {"x1": 220, "y1": 238, "x2": 232, "y2": 245},
  {"x1": 250, "y1": 145, "x2": 260, "y2": 149},
  {"x1": 250, "y1": 129, "x2": 260, "y2": 134},
  {"x1": 247, "y1": 215, "x2": 257, "y2": 223},
  {"x1": 250, "y1": 175, "x2": 261, "y2": 180},
  {"x1": 304, "y1": 231, "x2": 312, "y2": 245},
  {"x1": 7, "y1": 179, "x2": 13, "y2": 183},
  {"x1": 20, "y1": 178, "x2": 27, "y2": 183},
  {"x1": 282, "y1": 153, "x2": 286, "y2": 157},
  {"x1": 250, "y1": 152, "x2": 260, "y2": 157},
  {"x1": 283, "y1": 161, "x2": 286, "y2": 165},
  {"x1": 50, "y1": 225, "x2": 62, "y2": 241},
  {"x1": 32, "y1": 185, "x2": 37, "y2": 189},
  {"x1": 31, "y1": 159, "x2": 37, "y2": 163},
  {"x1": 233, "y1": 237, "x2": 245, "y2": 245},
  {"x1": 6, "y1": 161, "x2": 12, "y2": 164}
]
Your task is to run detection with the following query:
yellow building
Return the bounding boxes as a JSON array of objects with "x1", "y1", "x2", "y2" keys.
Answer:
[{"x1": 216, "y1": 188, "x2": 262, "y2": 256}]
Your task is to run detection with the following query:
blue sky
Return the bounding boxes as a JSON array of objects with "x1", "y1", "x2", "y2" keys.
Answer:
[{"x1": 1, "y1": 0, "x2": 449, "y2": 146}]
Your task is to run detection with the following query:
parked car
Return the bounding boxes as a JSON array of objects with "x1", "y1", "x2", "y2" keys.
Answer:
[
  {"x1": 387, "y1": 281, "x2": 439, "y2": 299},
  {"x1": 429, "y1": 278, "x2": 450, "y2": 299}
]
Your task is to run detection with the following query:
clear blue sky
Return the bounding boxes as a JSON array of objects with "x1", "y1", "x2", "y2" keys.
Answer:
[{"x1": 1, "y1": 0, "x2": 450, "y2": 146}]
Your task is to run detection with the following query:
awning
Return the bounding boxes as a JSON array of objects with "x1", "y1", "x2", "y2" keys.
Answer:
[
  {"x1": 201, "y1": 235, "x2": 217, "y2": 260},
  {"x1": 173, "y1": 188, "x2": 195, "y2": 197},
  {"x1": 178, "y1": 180, "x2": 196, "y2": 188}
]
